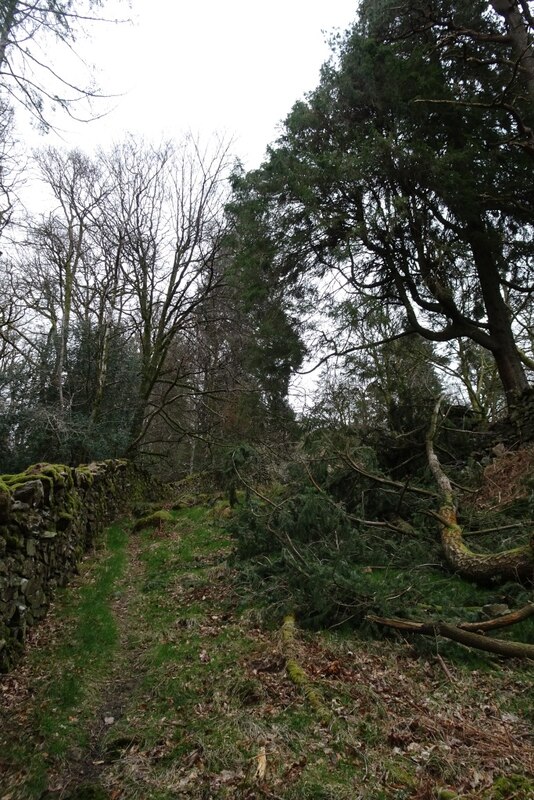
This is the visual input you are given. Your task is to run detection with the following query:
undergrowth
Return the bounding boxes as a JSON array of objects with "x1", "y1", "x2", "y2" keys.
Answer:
[{"x1": 226, "y1": 447, "x2": 534, "y2": 653}]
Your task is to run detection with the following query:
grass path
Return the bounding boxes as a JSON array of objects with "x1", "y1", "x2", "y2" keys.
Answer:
[{"x1": 1, "y1": 506, "x2": 533, "y2": 800}]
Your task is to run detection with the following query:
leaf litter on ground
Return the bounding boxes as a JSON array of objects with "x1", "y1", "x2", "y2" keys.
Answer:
[{"x1": 0, "y1": 504, "x2": 532, "y2": 800}]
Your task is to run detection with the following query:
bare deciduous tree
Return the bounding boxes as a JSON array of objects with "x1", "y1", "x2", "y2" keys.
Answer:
[
  {"x1": 0, "y1": 0, "x2": 122, "y2": 128},
  {"x1": 101, "y1": 136, "x2": 234, "y2": 454}
]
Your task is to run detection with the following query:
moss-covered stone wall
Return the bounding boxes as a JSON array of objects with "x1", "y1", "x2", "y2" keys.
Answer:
[{"x1": 0, "y1": 459, "x2": 144, "y2": 672}]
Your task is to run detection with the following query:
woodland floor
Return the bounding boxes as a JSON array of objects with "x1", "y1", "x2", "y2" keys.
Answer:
[{"x1": 0, "y1": 505, "x2": 533, "y2": 800}]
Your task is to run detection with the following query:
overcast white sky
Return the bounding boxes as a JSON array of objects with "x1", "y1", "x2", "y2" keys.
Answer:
[
  {"x1": 20, "y1": 0, "x2": 359, "y2": 168},
  {"x1": 12, "y1": 1, "x2": 359, "y2": 407}
]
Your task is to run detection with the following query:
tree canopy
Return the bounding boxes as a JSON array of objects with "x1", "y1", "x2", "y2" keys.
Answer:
[{"x1": 231, "y1": 0, "x2": 534, "y2": 406}]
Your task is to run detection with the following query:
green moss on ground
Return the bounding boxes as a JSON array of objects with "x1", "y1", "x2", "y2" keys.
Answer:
[
  {"x1": 1, "y1": 501, "x2": 532, "y2": 800},
  {"x1": 487, "y1": 773, "x2": 534, "y2": 799},
  {"x1": 132, "y1": 509, "x2": 173, "y2": 532}
]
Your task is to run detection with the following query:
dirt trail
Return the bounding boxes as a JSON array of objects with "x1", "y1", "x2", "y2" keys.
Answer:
[
  {"x1": 0, "y1": 522, "x2": 147, "y2": 799},
  {"x1": 44, "y1": 533, "x2": 147, "y2": 798},
  {"x1": 1, "y1": 509, "x2": 533, "y2": 800}
]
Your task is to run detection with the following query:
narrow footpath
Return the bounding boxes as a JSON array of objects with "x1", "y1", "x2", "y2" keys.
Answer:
[{"x1": 1, "y1": 505, "x2": 533, "y2": 800}]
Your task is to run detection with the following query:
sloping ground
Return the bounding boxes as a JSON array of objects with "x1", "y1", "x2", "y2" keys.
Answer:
[{"x1": 0, "y1": 506, "x2": 532, "y2": 800}]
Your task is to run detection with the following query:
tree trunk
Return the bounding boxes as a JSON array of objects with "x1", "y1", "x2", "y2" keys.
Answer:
[
  {"x1": 490, "y1": 0, "x2": 534, "y2": 107},
  {"x1": 126, "y1": 402, "x2": 148, "y2": 456},
  {"x1": 90, "y1": 321, "x2": 110, "y2": 425},
  {"x1": 467, "y1": 221, "x2": 529, "y2": 405},
  {"x1": 0, "y1": 1, "x2": 17, "y2": 72},
  {"x1": 426, "y1": 397, "x2": 534, "y2": 584},
  {"x1": 438, "y1": 505, "x2": 534, "y2": 583}
]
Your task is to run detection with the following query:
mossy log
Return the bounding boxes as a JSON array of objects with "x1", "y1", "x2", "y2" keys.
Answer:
[
  {"x1": 437, "y1": 504, "x2": 533, "y2": 583},
  {"x1": 280, "y1": 614, "x2": 329, "y2": 720},
  {"x1": 426, "y1": 398, "x2": 534, "y2": 584},
  {"x1": 132, "y1": 509, "x2": 173, "y2": 532}
]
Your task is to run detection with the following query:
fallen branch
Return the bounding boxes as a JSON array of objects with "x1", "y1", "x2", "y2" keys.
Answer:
[
  {"x1": 367, "y1": 614, "x2": 534, "y2": 659},
  {"x1": 436, "y1": 653, "x2": 455, "y2": 682},
  {"x1": 458, "y1": 603, "x2": 534, "y2": 632},
  {"x1": 303, "y1": 460, "x2": 418, "y2": 535},
  {"x1": 340, "y1": 451, "x2": 438, "y2": 498},
  {"x1": 462, "y1": 522, "x2": 534, "y2": 536}
]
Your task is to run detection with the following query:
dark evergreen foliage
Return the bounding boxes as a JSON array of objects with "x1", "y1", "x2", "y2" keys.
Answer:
[{"x1": 229, "y1": 0, "x2": 534, "y2": 405}]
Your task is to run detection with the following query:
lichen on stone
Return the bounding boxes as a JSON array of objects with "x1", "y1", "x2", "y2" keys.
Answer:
[{"x1": 0, "y1": 459, "x2": 148, "y2": 673}]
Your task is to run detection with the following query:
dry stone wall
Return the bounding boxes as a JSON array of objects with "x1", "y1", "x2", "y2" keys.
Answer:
[{"x1": 0, "y1": 459, "x2": 144, "y2": 672}]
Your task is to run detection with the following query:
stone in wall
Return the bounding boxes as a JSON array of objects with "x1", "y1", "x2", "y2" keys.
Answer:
[{"x1": 0, "y1": 459, "x2": 146, "y2": 672}]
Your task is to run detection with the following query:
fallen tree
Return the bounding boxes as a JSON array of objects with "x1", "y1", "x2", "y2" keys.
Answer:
[
  {"x1": 366, "y1": 403, "x2": 534, "y2": 659},
  {"x1": 426, "y1": 397, "x2": 534, "y2": 584}
]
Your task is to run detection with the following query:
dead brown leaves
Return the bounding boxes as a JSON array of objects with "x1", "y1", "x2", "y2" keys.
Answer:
[
  {"x1": 1, "y1": 511, "x2": 533, "y2": 800},
  {"x1": 238, "y1": 628, "x2": 534, "y2": 798},
  {"x1": 470, "y1": 444, "x2": 534, "y2": 511}
]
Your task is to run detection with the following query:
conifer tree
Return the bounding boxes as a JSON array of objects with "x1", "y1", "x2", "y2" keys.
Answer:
[{"x1": 231, "y1": 0, "x2": 534, "y2": 407}]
